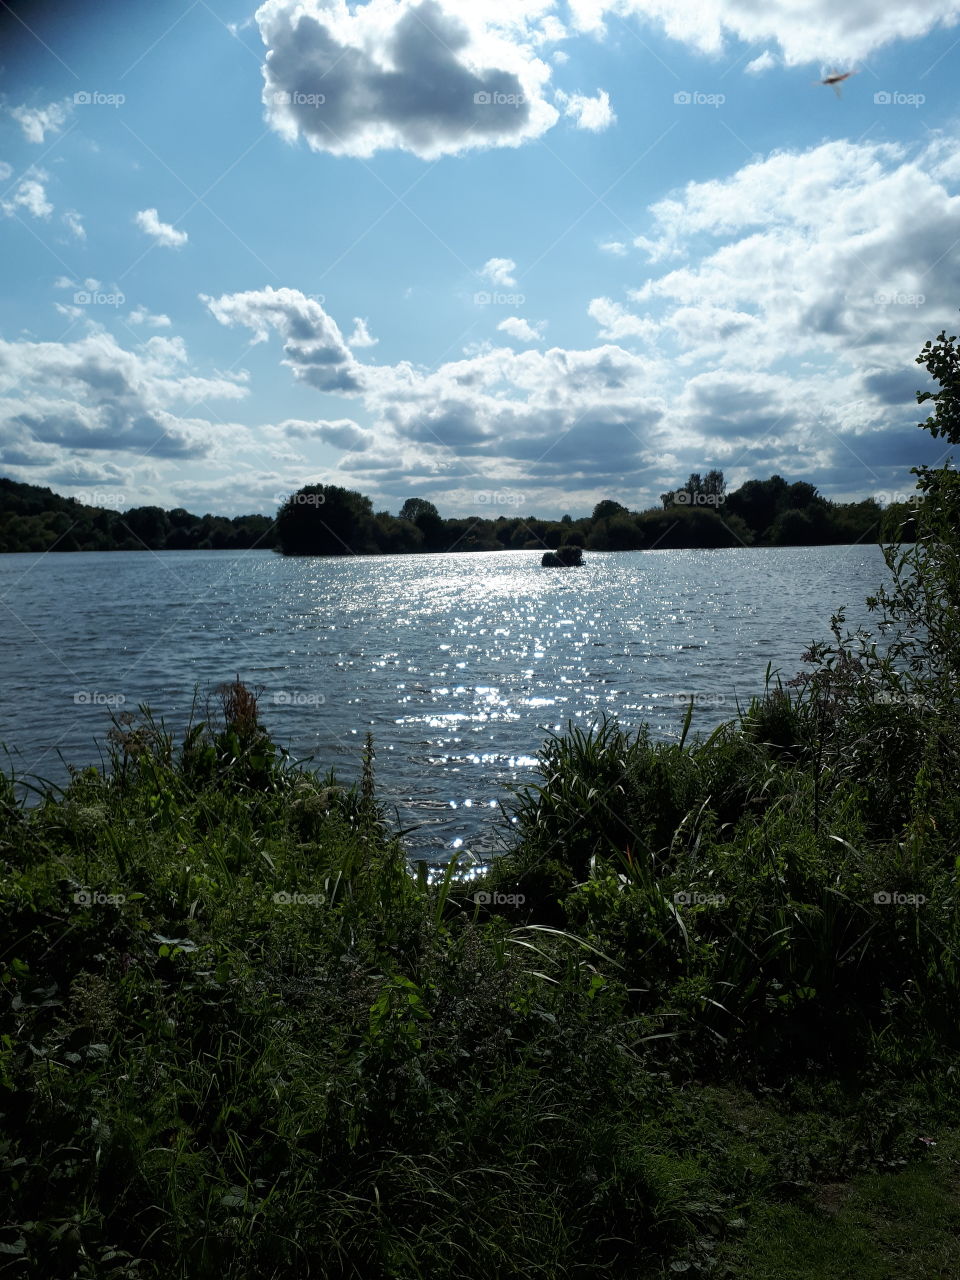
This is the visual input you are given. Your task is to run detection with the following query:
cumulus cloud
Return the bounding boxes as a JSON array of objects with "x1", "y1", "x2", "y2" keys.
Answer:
[
  {"x1": 0, "y1": 332, "x2": 250, "y2": 465},
  {"x1": 480, "y1": 256, "x2": 518, "y2": 287},
  {"x1": 555, "y1": 87, "x2": 615, "y2": 131},
  {"x1": 256, "y1": 0, "x2": 561, "y2": 159},
  {"x1": 497, "y1": 316, "x2": 545, "y2": 342},
  {"x1": 347, "y1": 317, "x2": 379, "y2": 348},
  {"x1": 1, "y1": 171, "x2": 53, "y2": 219},
  {"x1": 10, "y1": 99, "x2": 71, "y2": 143},
  {"x1": 270, "y1": 417, "x2": 374, "y2": 450},
  {"x1": 745, "y1": 50, "x2": 776, "y2": 74},
  {"x1": 599, "y1": 240, "x2": 628, "y2": 255},
  {"x1": 578, "y1": 135, "x2": 960, "y2": 488},
  {"x1": 201, "y1": 285, "x2": 363, "y2": 392},
  {"x1": 134, "y1": 208, "x2": 188, "y2": 248},
  {"x1": 567, "y1": 0, "x2": 960, "y2": 65}
]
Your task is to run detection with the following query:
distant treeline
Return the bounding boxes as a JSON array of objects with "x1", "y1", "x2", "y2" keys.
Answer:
[
  {"x1": 275, "y1": 471, "x2": 919, "y2": 556},
  {"x1": 0, "y1": 478, "x2": 277, "y2": 553},
  {"x1": 0, "y1": 470, "x2": 919, "y2": 555}
]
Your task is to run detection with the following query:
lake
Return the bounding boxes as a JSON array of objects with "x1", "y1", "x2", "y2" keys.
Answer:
[{"x1": 0, "y1": 545, "x2": 890, "y2": 861}]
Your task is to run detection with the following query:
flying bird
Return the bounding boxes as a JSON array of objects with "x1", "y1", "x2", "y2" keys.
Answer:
[{"x1": 816, "y1": 69, "x2": 857, "y2": 97}]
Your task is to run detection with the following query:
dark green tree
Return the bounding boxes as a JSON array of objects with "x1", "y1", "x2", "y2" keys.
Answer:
[{"x1": 276, "y1": 485, "x2": 378, "y2": 556}]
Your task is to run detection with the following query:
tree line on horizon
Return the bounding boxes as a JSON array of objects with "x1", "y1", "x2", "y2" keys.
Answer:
[
  {"x1": 0, "y1": 471, "x2": 918, "y2": 555},
  {"x1": 275, "y1": 471, "x2": 919, "y2": 556}
]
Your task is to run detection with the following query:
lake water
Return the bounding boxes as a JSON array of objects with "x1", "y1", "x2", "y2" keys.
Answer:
[{"x1": 0, "y1": 545, "x2": 890, "y2": 861}]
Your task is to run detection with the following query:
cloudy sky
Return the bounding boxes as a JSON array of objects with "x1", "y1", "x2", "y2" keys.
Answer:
[{"x1": 1, "y1": 0, "x2": 958, "y2": 518}]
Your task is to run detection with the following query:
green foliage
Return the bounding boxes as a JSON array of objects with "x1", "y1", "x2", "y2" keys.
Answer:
[
  {"x1": 0, "y1": 477, "x2": 278, "y2": 553},
  {"x1": 0, "y1": 470, "x2": 906, "y2": 558}
]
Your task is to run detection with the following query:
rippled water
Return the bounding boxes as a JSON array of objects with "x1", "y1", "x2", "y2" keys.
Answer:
[{"x1": 0, "y1": 545, "x2": 890, "y2": 859}]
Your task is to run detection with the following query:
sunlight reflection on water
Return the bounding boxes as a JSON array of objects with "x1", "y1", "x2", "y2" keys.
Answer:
[{"x1": 0, "y1": 545, "x2": 889, "y2": 861}]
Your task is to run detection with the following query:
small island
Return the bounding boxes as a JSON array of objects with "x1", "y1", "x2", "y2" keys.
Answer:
[{"x1": 541, "y1": 545, "x2": 584, "y2": 566}]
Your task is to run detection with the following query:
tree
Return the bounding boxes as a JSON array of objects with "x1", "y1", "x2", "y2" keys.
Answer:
[
  {"x1": 769, "y1": 508, "x2": 815, "y2": 545},
  {"x1": 704, "y1": 469, "x2": 726, "y2": 498},
  {"x1": 592, "y1": 500, "x2": 628, "y2": 521},
  {"x1": 399, "y1": 497, "x2": 439, "y2": 523},
  {"x1": 276, "y1": 485, "x2": 377, "y2": 556},
  {"x1": 122, "y1": 505, "x2": 170, "y2": 548}
]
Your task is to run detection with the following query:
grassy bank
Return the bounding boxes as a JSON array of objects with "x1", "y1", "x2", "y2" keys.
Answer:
[
  {"x1": 2, "y1": 332, "x2": 960, "y2": 1277},
  {"x1": 1, "y1": 658, "x2": 958, "y2": 1278}
]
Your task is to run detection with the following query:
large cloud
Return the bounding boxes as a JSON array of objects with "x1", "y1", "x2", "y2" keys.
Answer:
[
  {"x1": 568, "y1": 0, "x2": 960, "y2": 65},
  {"x1": 608, "y1": 137, "x2": 960, "y2": 376},
  {"x1": 0, "y1": 332, "x2": 249, "y2": 462},
  {"x1": 202, "y1": 286, "x2": 364, "y2": 392},
  {"x1": 256, "y1": 0, "x2": 561, "y2": 158}
]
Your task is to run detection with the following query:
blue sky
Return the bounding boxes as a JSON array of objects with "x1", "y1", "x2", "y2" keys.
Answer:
[{"x1": 1, "y1": 0, "x2": 958, "y2": 518}]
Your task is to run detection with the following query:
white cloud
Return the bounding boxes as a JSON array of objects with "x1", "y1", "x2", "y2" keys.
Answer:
[
  {"x1": 600, "y1": 240, "x2": 628, "y2": 255},
  {"x1": 497, "y1": 316, "x2": 546, "y2": 342},
  {"x1": 256, "y1": 0, "x2": 562, "y2": 158},
  {"x1": 269, "y1": 417, "x2": 374, "y2": 450},
  {"x1": 0, "y1": 332, "x2": 249, "y2": 464},
  {"x1": 54, "y1": 276, "x2": 101, "y2": 291},
  {"x1": 556, "y1": 87, "x2": 615, "y2": 131},
  {"x1": 745, "y1": 50, "x2": 776, "y2": 74},
  {"x1": 567, "y1": 0, "x2": 960, "y2": 65},
  {"x1": 587, "y1": 296, "x2": 659, "y2": 341},
  {"x1": 347, "y1": 317, "x2": 379, "y2": 348},
  {"x1": 10, "y1": 99, "x2": 71, "y2": 143},
  {"x1": 480, "y1": 256, "x2": 518, "y2": 287},
  {"x1": 62, "y1": 209, "x2": 85, "y2": 240},
  {"x1": 128, "y1": 306, "x2": 172, "y2": 328},
  {"x1": 1, "y1": 171, "x2": 53, "y2": 220},
  {"x1": 134, "y1": 208, "x2": 188, "y2": 248},
  {"x1": 202, "y1": 285, "x2": 363, "y2": 392}
]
